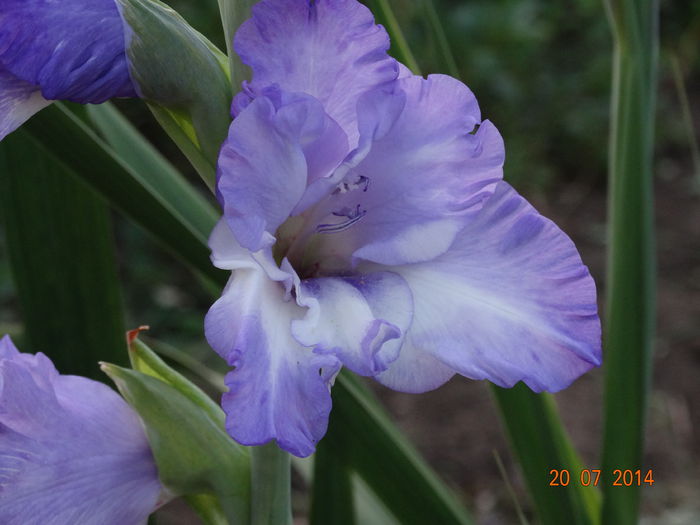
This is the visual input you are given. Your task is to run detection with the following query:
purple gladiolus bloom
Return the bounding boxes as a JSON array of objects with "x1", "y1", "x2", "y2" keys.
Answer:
[
  {"x1": 0, "y1": 0, "x2": 136, "y2": 139},
  {"x1": 0, "y1": 335, "x2": 162, "y2": 524},
  {"x1": 206, "y1": 0, "x2": 602, "y2": 457}
]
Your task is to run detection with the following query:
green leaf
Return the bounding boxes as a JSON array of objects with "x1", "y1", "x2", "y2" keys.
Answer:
[
  {"x1": 601, "y1": 1, "x2": 659, "y2": 523},
  {"x1": 295, "y1": 458, "x2": 398, "y2": 525},
  {"x1": 492, "y1": 385, "x2": 600, "y2": 525},
  {"x1": 102, "y1": 363, "x2": 251, "y2": 524},
  {"x1": 327, "y1": 372, "x2": 472, "y2": 525},
  {"x1": 310, "y1": 420, "x2": 356, "y2": 525},
  {"x1": 20, "y1": 103, "x2": 225, "y2": 288},
  {"x1": 0, "y1": 130, "x2": 125, "y2": 379},
  {"x1": 117, "y1": 0, "x2": 233, "y2": 187},
  {"x1": 86, "y1": 102, "x2": 219, "y2": 236}
]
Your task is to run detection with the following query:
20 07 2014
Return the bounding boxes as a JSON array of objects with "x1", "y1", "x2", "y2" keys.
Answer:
[{"x1": 548, "y1": 468, "x2": 655, "y2": 487}]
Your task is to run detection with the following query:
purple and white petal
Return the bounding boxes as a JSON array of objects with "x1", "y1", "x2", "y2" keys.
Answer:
[
  {"x1": 292, "y1": 272, "x2": 413, "y2": 376},
  {"x1": 217, "y1": 91, "x2": 348, "y2": 252},
  {"x1": 205, "y1": 268, "x2": 341, "y2": 457},
  {"x1": 307, "y1": 74, "x2": 505, "y2": 270},
  {"x1": 234, "y1": 0, "x2": 398, "y2": 145},
  {"x1": 0, "y1": 70, "x2": 51, "y2": 140},
  {"x1": 376, "y1": 182, "x2": 601, "y2": 393},
  {"x1": 0, "y1": 0, "x2": 135, "y2": 103},
  {"x1": 0, "y1": 337, "x2": 161, "y2": 525}
]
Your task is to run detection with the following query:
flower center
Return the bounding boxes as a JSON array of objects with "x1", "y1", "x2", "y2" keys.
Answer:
[{"x1": 275, "y1": 173, "x2": 371, "y2": 277}]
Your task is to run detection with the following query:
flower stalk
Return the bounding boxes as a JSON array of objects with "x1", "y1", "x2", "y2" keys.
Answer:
[{"x1": 251, "y1": 443, "x2": 293, "y2": 525}]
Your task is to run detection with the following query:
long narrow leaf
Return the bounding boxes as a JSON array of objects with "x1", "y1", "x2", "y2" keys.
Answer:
[
  {"x1": 601, "y1": 1, "x2": 659, "y2": 523},
  {"x1": 493, "y1": 385, "x2": 600, "y2": 525},
  {"x1": 310, "y1": 419, "x2": 356, "y2": 525},
  {"x1": 329, "y1": 373, "x2": 472, "y2": 525},
  {"x1": 0, "y1": 130, "x2": 125, "y2": 378},
  {"x1": 20, "y1": 103, "x2": 225, "y2": 287},
  {"x1": 86, "y1": 102, "x2": 219, "y2": 236}
]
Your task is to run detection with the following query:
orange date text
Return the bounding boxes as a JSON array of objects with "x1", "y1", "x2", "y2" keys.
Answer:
[{"x1": 548, "y1": 469, "x2": 654, "y2": 487}]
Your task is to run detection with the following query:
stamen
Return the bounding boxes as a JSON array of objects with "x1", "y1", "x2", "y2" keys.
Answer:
[
  {"x1": 317, "y1": 205, "x2": 367, "y2": 234},
  {"x1": 332, "y1": 175, "x2": 370, "y2": 195}
]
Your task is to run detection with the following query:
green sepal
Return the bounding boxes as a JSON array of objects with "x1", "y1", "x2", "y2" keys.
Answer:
[
  {"x1": 117, "y1": 0, "x2": 232, "y2": 186},
  {"x1": 126, "y1": 327, "x2": 224, "y2": 426},
  {"x1": 101, "y1": 362, "x2": 250, "y2": 524}
]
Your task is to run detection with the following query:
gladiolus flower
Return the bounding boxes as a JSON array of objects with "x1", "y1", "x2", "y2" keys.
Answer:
[
  {"x1": 205, "y1": 0, "x2": 602, "y2": 458},
  {"x1": 0, "y1": 335, "x2": 162, "y2": 524}
]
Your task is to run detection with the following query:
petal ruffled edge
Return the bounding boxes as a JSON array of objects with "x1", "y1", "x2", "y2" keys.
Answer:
[
  {"x1": 233, "y1": 0, "x2": 398, "y2": 145},
  {"x1": 292, "y1": 271, "x2": 413, "y2": 376},
  {"x1": 375, "y1": 182, "x2": 601, "y2": 393},
  {"x1": 205, "y1": 267, "x2": 341, "y2": 457}
]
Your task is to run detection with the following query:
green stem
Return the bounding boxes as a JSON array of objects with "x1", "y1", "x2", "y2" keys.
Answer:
[
  {"x1": 368, "y1": 0, "x2": 421, "y2": 75},
  {"x1": 422, "y1": 0, "x2": 459, "y2": 78},
  {"x1": 251, "y1": 443, "x2": 293, "y2": 525},
  {"x1": 601, "y1": 1, "x2": 658, "y2": 523}
]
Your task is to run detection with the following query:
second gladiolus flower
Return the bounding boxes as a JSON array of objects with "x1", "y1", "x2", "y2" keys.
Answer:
[{"x1": 0, "y1": 335, "x2": 162, "y2": 524}]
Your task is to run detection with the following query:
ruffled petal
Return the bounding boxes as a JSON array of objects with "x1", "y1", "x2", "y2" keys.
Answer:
[
  {"x1": 205, "y1": 268, "x2": 340, "y2": 457},
  {"x1": 0, "y1": 0, "x2": 135, "y2": 103},
  {"x1": 308, "y1": 74, "x2": 504, "y2": 269},
  {"x1": 0, "y1": 340, "x2": 160, "y2": 525},
  {"x1": 292, "y1": 272, "x2": 413, "y2": 376},
  {"x1": 234, "y1": 0, "x2": 398, "y2": 145},
  {"x1": 0, "y1": 69, "x2": 51, "y2": 140},
  {"x1": 217, "y1": 91, "x2": 348, "y2": 252},
  {"x1": 376, "y1": 182, "x2": 601, "y2": 393}
]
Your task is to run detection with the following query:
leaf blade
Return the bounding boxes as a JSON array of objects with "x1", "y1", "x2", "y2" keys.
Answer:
[{"x1": 0, "y1": 130, "x2": 126, "y2": 379}]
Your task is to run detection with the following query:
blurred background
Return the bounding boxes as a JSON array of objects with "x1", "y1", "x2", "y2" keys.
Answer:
[{"x1": 0, "y1": 0, "x2": 698, "y2": 523}]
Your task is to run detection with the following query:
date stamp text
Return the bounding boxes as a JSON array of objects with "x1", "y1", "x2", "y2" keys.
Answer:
[{"x1": 548, "y1": 469, "x2": 655, "y2": 487}]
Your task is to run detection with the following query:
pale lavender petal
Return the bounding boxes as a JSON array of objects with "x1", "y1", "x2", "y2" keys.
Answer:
[
  {"x1": 217, "y1": 91, "x2": 348, "y2": 252},
  {"x1": 0, "y1": 69, "x2": 51, "y2": 141},
  {"x1": 234, "y1": 0, "x2": 398, "y2": 145},
  {"x1": 0, "y1": 334, "x2": 19, "y2": 358},
  {"x1": 205, "y1": 268, "x2": 340, "y2": 457},
  {"x1": 306, "y1": 74, "x2": 505, "y2": 270},
  {"x1": 0, "y1": 338, "x2": 160, "y2": 525},
  {"x1": 0, "y1": 0, "x2": 135, "y2": 103},
  {"x1": 292, "y1": 272, "x2": 413, "y2": 376},
  {"x1": 376, "y1": 182, "x2": 601, "y2": 393}
]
